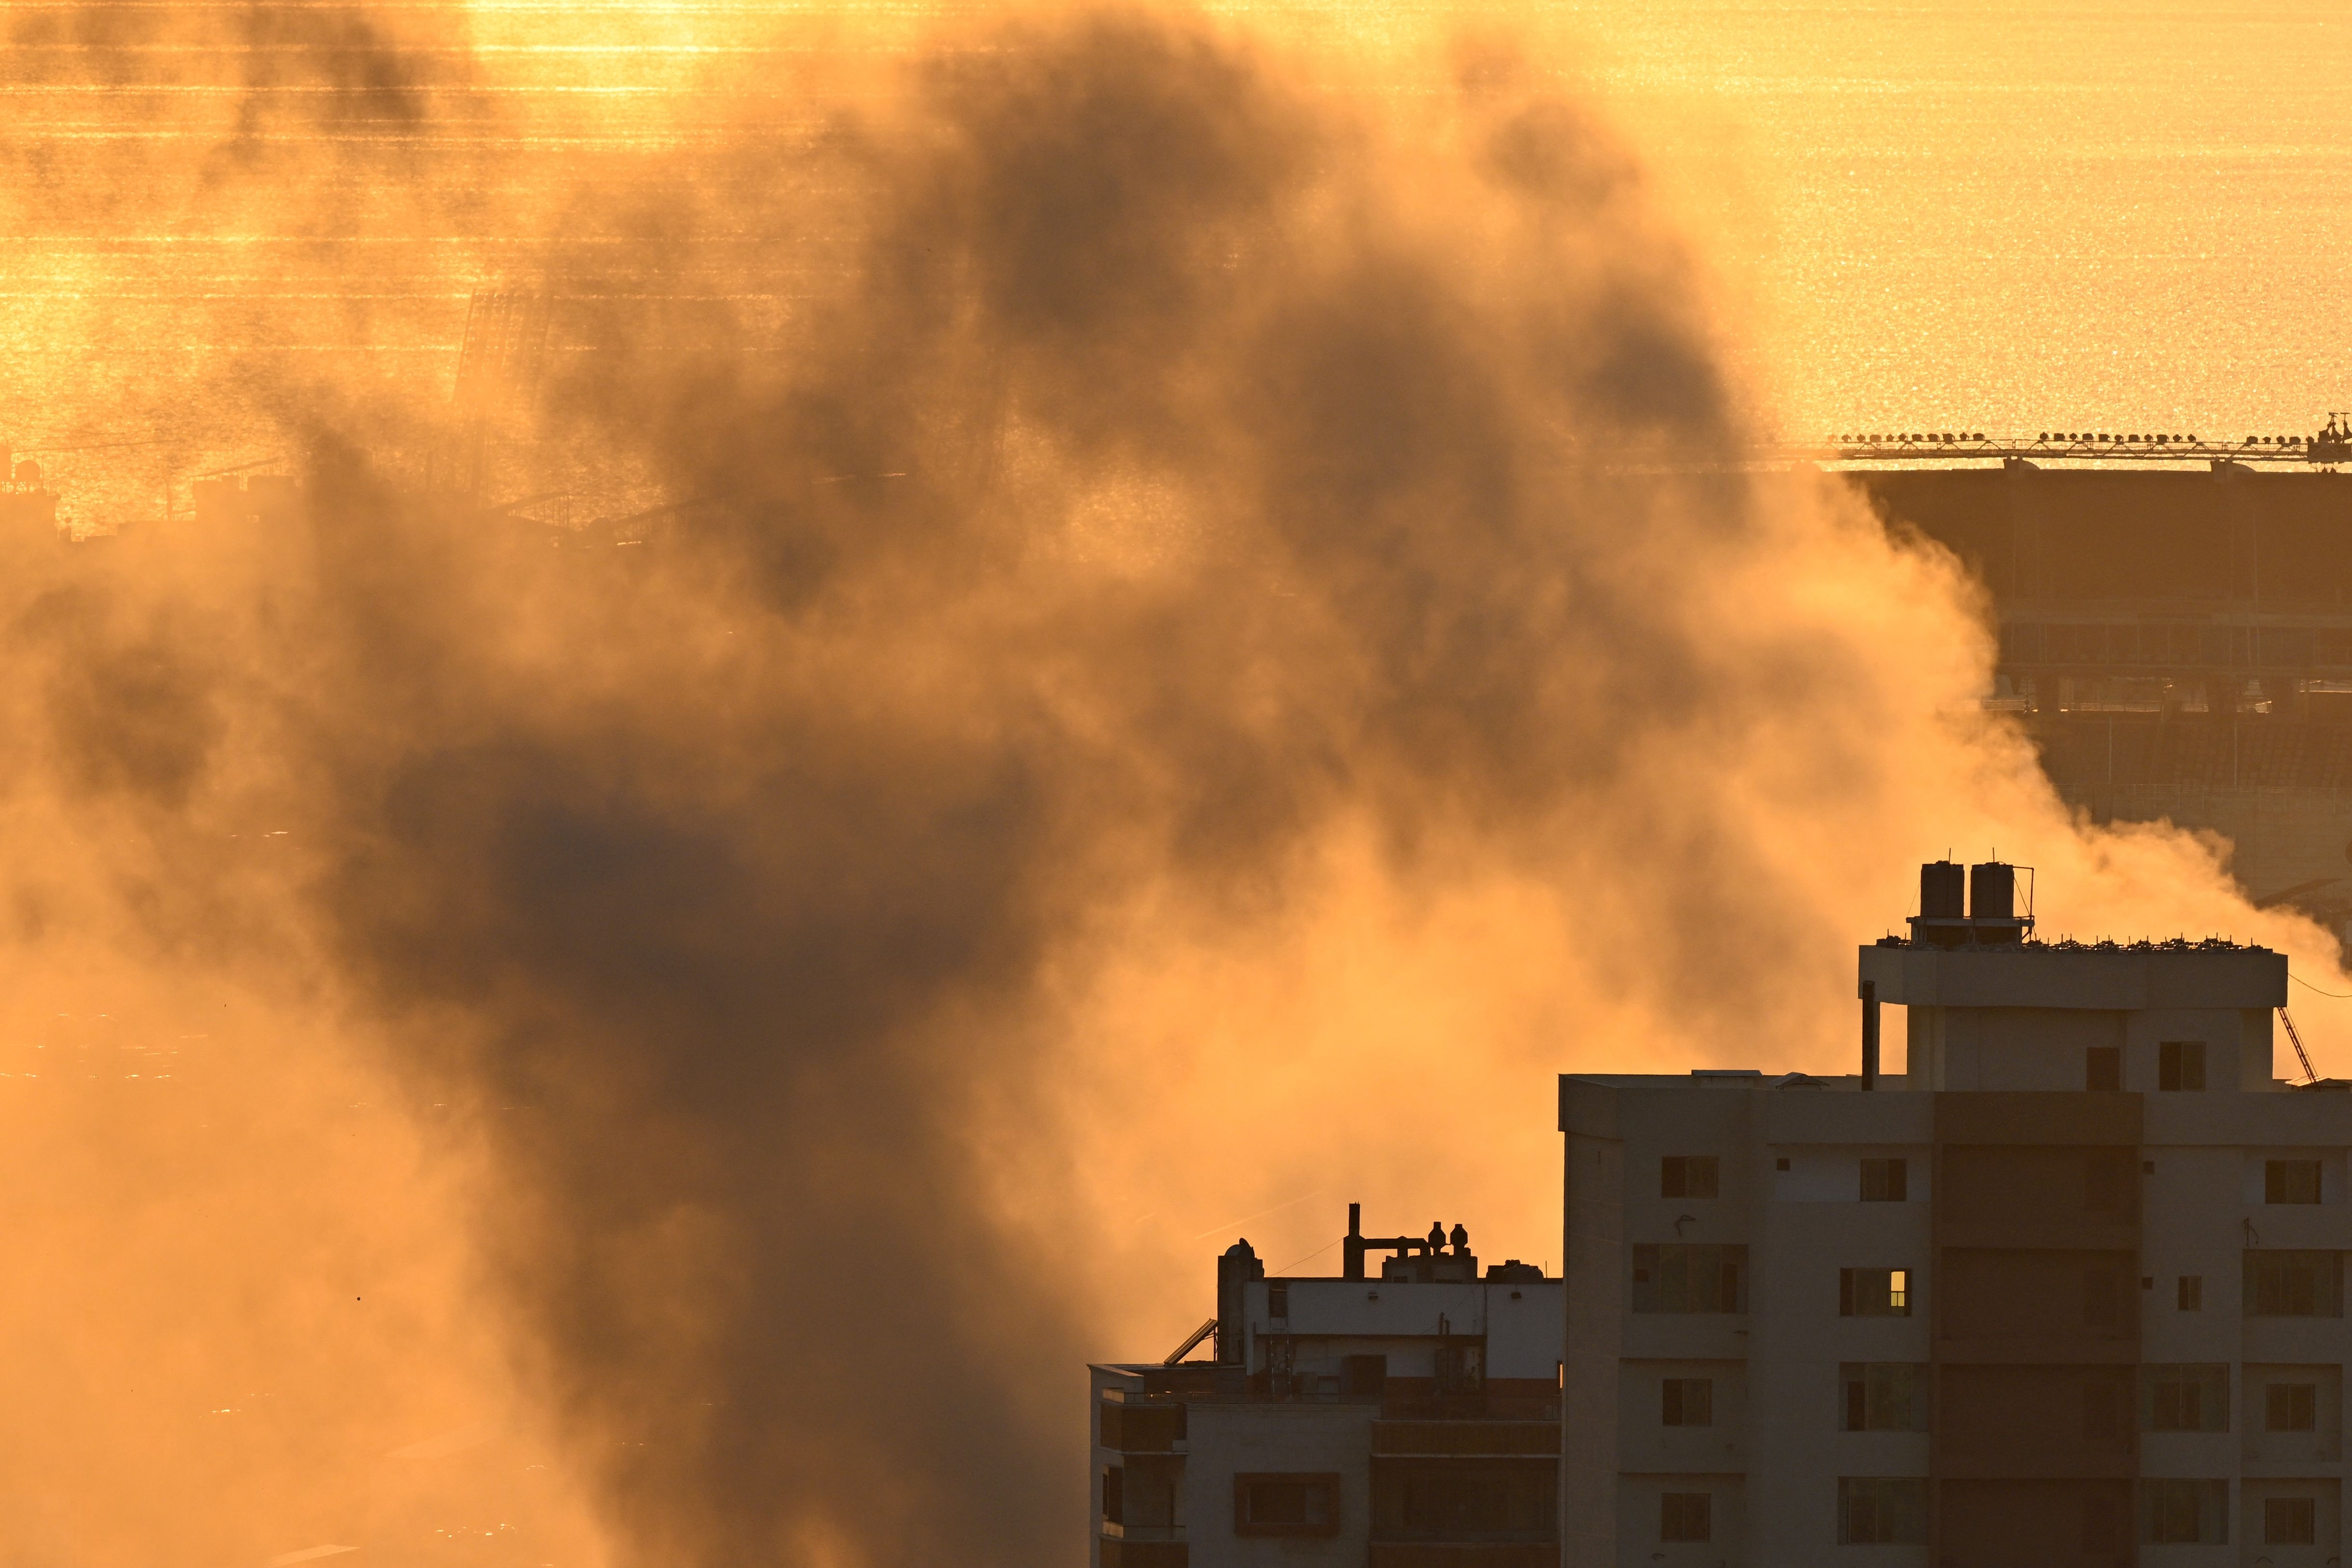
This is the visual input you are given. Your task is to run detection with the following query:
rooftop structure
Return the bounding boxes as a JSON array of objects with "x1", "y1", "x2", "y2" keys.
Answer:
[
  {"x1": 1561, "y1": 860, "x2": 2350, "y2": 1567},
  {"x1": 1091, "y1": 1206, "x2": 1561, "y2": 1567}
]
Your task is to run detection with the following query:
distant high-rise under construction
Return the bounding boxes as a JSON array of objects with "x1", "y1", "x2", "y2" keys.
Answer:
[{"x1": 1856, "y1": 454, "x2": 2352, "y2": 949}]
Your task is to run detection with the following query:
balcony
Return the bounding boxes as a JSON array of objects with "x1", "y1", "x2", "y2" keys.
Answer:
[{"x1": 1098, "y1": 1402, "x2": 1186, "y2": 1453}]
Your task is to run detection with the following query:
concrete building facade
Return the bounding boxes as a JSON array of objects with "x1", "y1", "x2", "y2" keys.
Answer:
[
  {"x1": 1561, "y1": 861, "x2": 2352, "y2": 1568},
  {"x1": 1092, "y1": 1211, "x2": 1561, "y2": 1568}
]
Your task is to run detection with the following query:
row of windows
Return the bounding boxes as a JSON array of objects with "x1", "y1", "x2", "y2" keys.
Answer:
[
  {"x1": 1632, "y1": 1246, "x2": 2344, "y2": 1318},
  {"x1": 2145, "y1": 1366, "x2": 2328, "y2": 1434},
  {"x1": 1208, "y1": 1467, "x2": 1555, "y2": 1541},
  {"x1": 1659, "y1": 1150, "x2": 2328, "y2": 1202},
  {"x1": 2000, "y1": 619, "x2": 2352, "y2": 671},
  {"x1": 1658, "y1": 1366, "x2": 1931, "y2": 1432},
  {"x1": 1657, "y1": 1365, "x2": 2331, "y2": 1435},
  {"x1": 1656, "y1": 1483, "x2": 2319, "y2": 1546},
  {"x1": 1665, "y1": 1155, "x2": 1909, "y2": 1200}
]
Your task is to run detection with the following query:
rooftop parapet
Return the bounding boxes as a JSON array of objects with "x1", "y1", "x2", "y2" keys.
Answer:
[{"x1": 1861, "y1": 929, "x2": 2284, "y2": 1009}]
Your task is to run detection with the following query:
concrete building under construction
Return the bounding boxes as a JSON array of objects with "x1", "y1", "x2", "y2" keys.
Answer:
[
  {"x1": 1560, "y1": 860, "x2": 2352, "y2": 1567},
  {"x1": 1855, "y1": 456, "x2": 2352, "y2": 942}
]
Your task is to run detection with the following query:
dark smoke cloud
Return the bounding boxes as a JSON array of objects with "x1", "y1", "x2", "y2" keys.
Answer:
[
  {"x1": 296, "y1": 16, "x2": 1831, "y2": 1556},
  {"x1": 5, "y1": 6, "x2": 2343, "y2": 1567}
]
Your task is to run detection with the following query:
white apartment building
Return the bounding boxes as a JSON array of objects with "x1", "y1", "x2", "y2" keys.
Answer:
[
  {"x1": 1562, "y1": 860, "x2": 2352, "y2": 1568},
  {"x1": 1092, "y1": 1209, "x2": 1561, "y2": 1567}
]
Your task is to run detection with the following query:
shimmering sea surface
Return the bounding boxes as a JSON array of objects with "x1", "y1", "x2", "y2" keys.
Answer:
[
  {"x1": 1566, "y1": 1, "x2": 2352, "y2": 443},
  {"x1": 2, "y1": 0, "x2": 2347, "y2": 517}
]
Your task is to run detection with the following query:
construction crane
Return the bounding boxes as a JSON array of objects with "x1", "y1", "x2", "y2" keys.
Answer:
[{"x1": 444, "y1": 287, "x2": 550, "y2": 496}]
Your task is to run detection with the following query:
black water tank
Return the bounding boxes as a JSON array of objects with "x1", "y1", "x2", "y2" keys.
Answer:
[
  {"x1": 1920, "y1": 860, "x2": 1965, "y2": 918},
  {"x1": 1969, "y1": 861, "x2": 2016, "y2": 921},
  {"x1": 1215, "y1": 1239, "x2": 1263, "y2": 1365}
]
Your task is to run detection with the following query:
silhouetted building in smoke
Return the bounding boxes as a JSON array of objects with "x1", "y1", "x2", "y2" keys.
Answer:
[
  {"x1": 191, "y1": 473, "x2": 302, "y2": 529},
  {"x1": 1, "y1": 448, "x2": 59, "y2": 538},
  {"x1": 1090, "y1": 1207, "x2": 1561, "y2": 1566},
  {"x1": 1859, "y1": 463, "x2": 2352, "y2": 947},
  {"x1": 1561, "y1": 859, "x2": 2352, "y2": 1566}
]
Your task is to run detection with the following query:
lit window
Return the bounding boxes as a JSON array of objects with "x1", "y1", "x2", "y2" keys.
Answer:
[{"x1": 1840, "y1": 1267, "x2": 1912, "y2": 1318}]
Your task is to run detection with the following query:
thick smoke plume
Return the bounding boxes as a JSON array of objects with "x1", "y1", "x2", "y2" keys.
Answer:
[{"x1": 1, "y1": 6, "x2": 2344, "y2": 1566}]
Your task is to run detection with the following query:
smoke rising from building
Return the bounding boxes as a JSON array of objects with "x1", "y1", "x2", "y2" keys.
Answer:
[{"x1": 0, "y1": 6, "x2": 2343, "y2": 1566}]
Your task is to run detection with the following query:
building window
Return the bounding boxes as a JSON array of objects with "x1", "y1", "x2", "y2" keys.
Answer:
[
  {"x1": 2246, "y1": 1250, "x2": 2345, "y2": 1316},
  {"x1": 1372, "y1": 1459, "x2": 1556, "y2": 1542},
  {"x1": 1661, "y1": 1378, "x2": 1713, "y2": 1427},
  {"x1": 2267, "y1": 1382, "x2": 2318, "y2": 1432},
  {"x1": 2178, "y1": 1275, "x2": 2203, "y2": 1311},
  {"x1": 1632, "y1": 1245, "x2": 1748, "y2": 1314},
  {"x1": 1840, "y1": 1363, "x2": 1926, "y2": 1431},
  {"x1": 1859, "y1": 1158, "x2": 1907, "y2": 1202},
  {"x1": 1661, "y1": 1156, "x2": 1719, "y2": 1199},
  {"x1": 1102, "y1": 1465, "x2": 1124, "y2": 1525},
  {"x1": 2086, "y1": 1045, "x2": 2121, "y2": 1090},
  {"x1": 2159, "y1": 1039, "x2": 2206, "y2": 1091},
  {"x1": 1838, "y1": 1477, "x2": 1926, "y2": 1544},
  {"x1": 1660, "y1": 1492, "x2": 1710, "y2": 1543},
  {"x1": 2266, "y1": 1496, "x2": 2317, "y2": 1545},
  {"x1": 1268, "y1": 1282, "x2": 1288, "y2": 1319},
  {"x1": 1839, "y1": 1268, "x2": 1911, "y2": 1318},
  {"x1": 2142, "y1": 1479, "x2": 2228, "y2": 1544},
  {"x1": 1234, "y1": 1473, "x2": 1339, "y2": 1537},
  {"x1": 2144, "y1": 1365, "x2": 2229, "y2": 1432},
  {"x1": 2266, "y1": 1159, "x2": 2323, "y2": 1205}
]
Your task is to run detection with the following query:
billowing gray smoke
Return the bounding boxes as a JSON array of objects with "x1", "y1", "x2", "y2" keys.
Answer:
[
  {"x1": 298, "y1": 19, "x2": 1747, "y2": 1557},
  {"x1": 7, "y1": 5, "x2": 2331, "y2": 1566}
]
